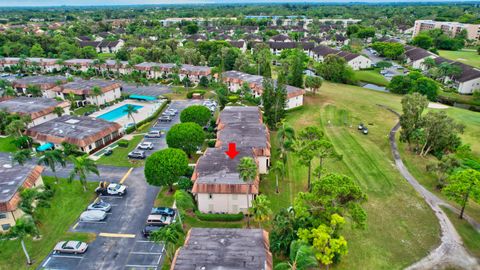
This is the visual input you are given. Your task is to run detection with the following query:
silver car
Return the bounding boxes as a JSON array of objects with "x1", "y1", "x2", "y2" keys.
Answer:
[
  {"x1": 54, "y1": 241, "x2": 88, "y2": 254},
  {"x1": 87, "y1": 200, "x2": 111, "y2": 212},
  {"x1": 80, "y1": 210, "x2": 107, "y2": 222}
]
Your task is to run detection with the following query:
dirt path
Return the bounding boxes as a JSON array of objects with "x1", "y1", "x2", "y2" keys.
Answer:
[{"x1": 384, "y1": 107, "x2": 479, "y2": 270}]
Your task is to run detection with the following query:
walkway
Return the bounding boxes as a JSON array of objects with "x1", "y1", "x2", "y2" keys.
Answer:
[{"x1": 383, "y1": 106, "x2": 479, "y2": 270}]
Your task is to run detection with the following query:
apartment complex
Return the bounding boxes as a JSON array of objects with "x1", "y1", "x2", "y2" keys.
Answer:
[{"x1": 413, "y1": 20, "x2": 480, "y2": 41}]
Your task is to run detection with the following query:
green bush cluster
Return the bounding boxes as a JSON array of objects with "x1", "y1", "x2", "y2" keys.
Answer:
[
  {"x1": 125, "y1": 101, "x2": 169, "y2": 134},
  {"x1": 194, "y1": 210, "x2": 244, "y2": 221},
  {"x1": 117, "y1": 140, "x2": 129, "y2": 147}
]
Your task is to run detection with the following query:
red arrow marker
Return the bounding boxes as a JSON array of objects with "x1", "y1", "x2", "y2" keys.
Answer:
[{"x1": 225, "y1": 143, "x2": 239, "y2": 159}]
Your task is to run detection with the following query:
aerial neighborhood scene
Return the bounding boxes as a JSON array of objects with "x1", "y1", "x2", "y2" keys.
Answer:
[{"x1": 0, "y1": 0, "x2": 480, "y2": 269}]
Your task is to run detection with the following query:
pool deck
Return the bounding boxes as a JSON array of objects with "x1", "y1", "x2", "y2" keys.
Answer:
[{"x1": 89, "y1": 99, "x2": 165, "y2": 128}]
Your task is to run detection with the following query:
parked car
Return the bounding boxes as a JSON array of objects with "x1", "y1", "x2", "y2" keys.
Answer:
[
  {"x1": 159, "y1": 115, "x2": 172, "y2": 122},
  {"x1": 162, "y1": 111, "x2": 175, "y2": 117},
  {"x1": 146, "y1": 214, "x2": 174, "y2": 225},
  {"x1": 165, "y1": 108, "x2": 178, "y2": 115},
  {"x1": 95, "y1": 182, "x2": 127, "y2": 196},
  {"x1": 151, "y1": 207, "x2": 175, "y2": 217},
  {"x1": 54, "y1": 241, "x2": 88, "y2": 254},
  {"x1": 138, "y1": 142, "x2": 154, "y2": 150},
  {"x1": 145, "y1": 130, "x2": 162, "y2": 138},
  {"x1": 128, "y1": 150, "x2": 146, "y2": 159},
  {"x1": 142, "y1": 224, "x2": 165, "y2": 238},
  {"x1": 87, "y1": 200, "x2": 111, "y2": 212},
  {"x1": 103, "y1": 148, "x2": 113, "y2": 156},
  {"x1": 80, "y1": 210, "x2": 107, "y2": 222}
]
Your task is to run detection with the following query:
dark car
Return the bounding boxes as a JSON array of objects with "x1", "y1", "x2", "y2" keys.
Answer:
[
  {"x1": 128, "y1": 150, "x2": 146, "y2": 159},
  {"x1": 103, "y1": 148, "x2": 113, "y2": 156},
  {"x1": 142, "y1": 224, "x2": 165, "y2": 238},
  {"x1": 151, "y1": 207, "x2": 175, "y2": 217}
]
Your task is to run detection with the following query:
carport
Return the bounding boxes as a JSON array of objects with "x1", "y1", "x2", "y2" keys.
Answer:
[{"x1": 129, "y1": 94, "x2": 157, "y2": 101}]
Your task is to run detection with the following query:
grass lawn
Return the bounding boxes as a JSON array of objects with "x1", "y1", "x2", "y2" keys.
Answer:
[
  {"x1": 73, "y1": 105, "x2": 98, "y2": 116},
  {"x1": 354, "y1": 69, "x2": 389, "y2": 86},
  {"x1": 0, "y1": 177, "x2": 97, "y2": 269},
  {"x1": 262, "y1": 82, "x2": 441, "y2": 269},
  {"x1": 443, "y1": 207, "x2": 480, "y2": 258},
  {"x1": 96, "y1": 135, "x2": 144, "y2": 167},
  {"x1": 439, "y1": 49, "x2": 480, "y2": 68},
  {"x1": 0, "y1": 136, "x2": 17, "y2": 152}
]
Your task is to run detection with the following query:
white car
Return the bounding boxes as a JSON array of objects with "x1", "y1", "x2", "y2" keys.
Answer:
[
  {"x1": 54, "y1": 241, "x2": 88, "y2": 254},
  {"x1": 138, "y1": 142, "x2": 154, "y2": 150},
  {"x1": 80, "y1": 210, "x2": 107, "y2": 222},
  {"x1": 95, "y1": 183, "x2": 127, "y2": 196}
]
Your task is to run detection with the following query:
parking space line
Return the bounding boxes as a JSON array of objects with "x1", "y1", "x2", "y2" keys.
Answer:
[
  {"x1": 51, "y1": 255, "x2": 84, "y2": 259},
  {"x1": 99, "y1": 232, "x2": 136, "y2": 238},
  {"x1": 130, "y1": 252, "x2": 163, "y2": 255},
  {"x1": 119, "y1": 167, "x2": 134, "y2": 184},
  {"x1": 99, "y1": 195, "x2": 124, "y2": 199},
  {"x1": 157, "y1": 245, "x2": 165, "y2": 265},
  {"x1": 125, "y1": 265, "x2": 158, "y2": 268},
  {"x1": 42, "y1": 257, "x2": 52, "y2": 267},
  {"x1": 79, "y1": 221, "x2": 107, "y2": 224},
  {"x1": 136, "y1": 240, "x2": 155, "y2": 243}
]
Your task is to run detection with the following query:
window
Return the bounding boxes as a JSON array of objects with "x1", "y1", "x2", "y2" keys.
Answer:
[
  {"x1": 0, "y1": 213, "x2": 6, "y2": 219},
  {"x1": 232, "y1": 194, "x2": 237, "y2": 200},
  {"x1": 1, "y1": 224, "x2": 10, "y2": 231},
  {"x1": 208, "y1": 194, "x2": 213, "y2": 199}
]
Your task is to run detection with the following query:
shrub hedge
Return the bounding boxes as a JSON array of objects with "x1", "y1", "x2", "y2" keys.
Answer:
[
  {"x1": 117, "y1": 140, "x2": 129, "y2": 147},
  {"x1": 125, "y1": 100, "x2": 169, "y2": 134},
  {"x1": 194, "y1": 210, "x2": 244, "y2": 221},
  {"x1": 186, "y1": 90, "x2": 206, "y2": 99}
]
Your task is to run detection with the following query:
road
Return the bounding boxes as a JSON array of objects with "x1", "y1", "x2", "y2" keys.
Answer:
[{"x1": 383, "y1": 106, "x2": 479, "y2": 270}]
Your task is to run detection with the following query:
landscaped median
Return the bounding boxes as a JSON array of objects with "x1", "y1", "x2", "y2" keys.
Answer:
[{"x1": 0, "y1": 177, "x2": 97, "y2": 269}]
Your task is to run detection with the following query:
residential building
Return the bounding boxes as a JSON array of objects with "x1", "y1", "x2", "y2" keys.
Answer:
[
  {"x1": 26, "y1": 115, "x2": 123, "y2": 154},
  {"x1": 221, "y1": 70, "x2": 305, "y2": 109},
  {"x1": 171, "y1": 228, "x2": 273, "y2": 270},
  {"x1": 78, "y1": 39, "x2": 125, "y2": 53},
  {"x1": 0, "y1": 97, "x2": 70, "y2": 127},
  {"x1": 192, "y1": 106, "x2": 269, "y2": 214},
  {"x1": 268, "y1": 34, "x2": 292, "y2": 42},
  {"x1": 404, "y1": 45, "x2": 437, "y2": 69},
  {"x1": 433, "y1": 57, "x2": 480, "y2": 94},
  {"x1": 63, "y1": 59, "x2": 94, "y2": 72},
  {"x1": 268, "y1": 41, "x2": 315, "y2": 56},
  {"x1": 413, "y1": 20, "x2": 480, "y2": 42},
  {"x1": 12, "y1": 75, "x2": 67, "y2": 98},
  {"x1": 311, "y1": 45, "x2": 372, "y2": 70},
  {"x1": 51, "y1": 79, "x2": 122, "y2": 106},
  {"x1": 25, "y1": 58, "x2": 61, "y2": 73},
  {"x1": 0, "y1": 157, "x2": 44, "y2": 232}
]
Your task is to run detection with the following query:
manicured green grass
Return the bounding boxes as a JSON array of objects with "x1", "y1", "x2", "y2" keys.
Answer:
[
  {"x1": 443, "y1": 207, "x2": 480, "y2": 258},
  {"x1": 0, "y1": 136, "x2": 17, "y2": 152},
  {"x1": 73, "y1": 105, "x2": 97, "y2": 116},
  {"x1": 439, "y1": 49, "x2": 480, "y2": 68},
  {"x1": 0, "y1": 177, "x2": 97, "y2": 269},
  {"x1": 262, "y1": 82, "x2": 441, "y2": 269},
  {"x1": 354, "y1": 69, "x2": 389, "y2": 86},
  {"x1": 443, "y1": 107, "x2": 480, "y2": 156},
  {"x1": 96, "y1": 135, "x2": 144, "y2": 167}
]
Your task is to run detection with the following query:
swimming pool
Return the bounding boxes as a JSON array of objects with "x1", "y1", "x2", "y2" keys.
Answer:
[{"x1": 97, "y1": 104, "x2": 143, "y2": 122}]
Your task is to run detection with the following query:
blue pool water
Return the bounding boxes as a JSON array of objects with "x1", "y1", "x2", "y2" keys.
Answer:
[{"x1": 97, "y1": 104, "x2": 143, "y2": 122}]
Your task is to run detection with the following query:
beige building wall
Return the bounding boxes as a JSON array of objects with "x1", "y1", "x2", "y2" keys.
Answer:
[{"x1": 197, "y1": 193, "x2": 254, "y2": 214}]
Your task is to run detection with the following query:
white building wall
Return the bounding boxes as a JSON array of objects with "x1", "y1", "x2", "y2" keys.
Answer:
[
  {"x1": 458, "y1": 78, "x2": 480, "y2": 94},
  {"x1": 30, "y1": 112, "x2": 62, "y2": 128},
  {"x1": 85, "y1": 88, "x2": 121, "y2": 106},
  {"x1": 347, "y1": 56, "x2": 372, "y2": 70},
  {"x1": 257, "y1": 156, "x2": 269, "y2": 174},
  {"x1": 286, "y1": 95, "x2": 304, "y2": 109},
  {"x1": 196, "y1": 192, "x2": 253, "y2": 214}
]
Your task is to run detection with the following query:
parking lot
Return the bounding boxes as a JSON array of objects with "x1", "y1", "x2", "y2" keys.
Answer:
[
  {"x1": 38, "y1": 168, "x2": 164, "y2": 270},
  {"x1": 130, "y1": 99, "x2": 206, "y2": 158}
]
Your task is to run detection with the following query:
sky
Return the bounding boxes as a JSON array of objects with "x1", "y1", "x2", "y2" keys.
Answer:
[{"x1": 0, "y1": 0, "x2": 476, "y2": 7}]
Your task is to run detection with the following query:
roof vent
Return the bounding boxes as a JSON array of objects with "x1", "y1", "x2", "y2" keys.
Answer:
[
  {"x1": 2, "y1": 189, "x2": 10, "y2": 194},
  {"x1": 3, "y1": 164, "x2": 12, "y2": 169}
]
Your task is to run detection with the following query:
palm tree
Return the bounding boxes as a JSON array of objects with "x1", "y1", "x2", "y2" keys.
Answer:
[
  {"x1": 276, "y1": 120, "x2": 295, "y2": 164},
  {"x1": 250, "y1": 194, "x2": 272, "y2": 228},
  {"x1": 8, "y1": 216, "x2": 39, "y2": 265},
  {"x1": 2, "y1": 86, "x2": 16, "y2": 97},
  {"x1": 271, "y1": 160, "x2": 285, "y2": 193},
  {"x1": 151, "y1": 223, "x2": 184, "y2": 263},
  {"x1": 238, "y1": 156, "x2": 257, "y2": 228},
  {"x1": 91, "y1": 86, "x2": 102, "y2": 106},
  {"x1": 124, "y1": 104, "x2": 139, "y2": 129},
  {"x1": 68, "y1": 155, "x2": 99, "y2": 192},
  {"x1": 37, "y1": 149, "x2": 66, "y2": 183},
  {"x1": 11, "y1": 149, "x2": 32, "y2": 166},
  {"x1": 275, "y1": 241, "x2": 318, "y2": 270},
  {"x1": 6, "y1": 118, "x2": 28, "y2": 138},
  {"x1": 52, "y1": 106, "x2": 65, "y2": 117}
]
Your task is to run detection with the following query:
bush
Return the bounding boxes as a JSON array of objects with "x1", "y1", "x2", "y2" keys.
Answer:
[
  {"x1": 207, "y1": 139, "x2": 216, "y2": 147},
  {"x1": 184, "y1": 166, "x2": 194, "y2": 178},
  {"x1": 174, "y1": 190, "x2": 195, "y2": 210},
  {"x1": 166, "y1": 122, "x2": 205, "y2": 156},
  {"x1": 227, "y1": 95, "x2": 240, "y2": 103},
  {"x1": 177, "y1": 176, "x2": 193, "y2": 190},
  {"x1": 117, "y1": 140, "x2": 129, "y2": 148},
  {"x1": 194, "y1": 210, "x2": 244, "y2": 221},
  {"x1": 186, "y1": 90, "x2": 206, "y2": 99}
]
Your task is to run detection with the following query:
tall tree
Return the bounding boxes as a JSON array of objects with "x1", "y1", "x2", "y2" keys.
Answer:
[
  {"x1": 124, "y1": 104, "x2": 139, "y2": 129},
  {"x1": 37, "y1": 149, "x2": 66, "y2": 183},
  {"x1": 426, "y1": 154, "x2": 461, "y2": 188},
  {"x1": 442, "y1": 169, "x2": 480, "y2": 219},
  {"x1": 271, "y1": 160, "x2": 285, "y2": 194},
  {"x1": 166, "y1": 123, "x2": 205, "y2": 157},
  {"x1": 68, "y1": 155, "x2": 99, "y2": 192},
  {"x1": 238, "y1": 156, "x2": 258, "y2": 228},
  {"x1": 53, "y1": 106, "x2": 65, "y2": 117},
  {"x1": 250, "y1": 194, "x2": 272, "y2": 228},
  {"x1": 11, "y1": 149, "x2": 32, "y2": 166},
  {"x1": 399, "y1": 93, "x2": 429, "y2": 146},
  {"x1": 304, "y1": 76, "x2": 323, "y2": 95},
  {"x1": 8, "y1": 216, "x2": 39, "y2": 265},
  {"x1": 276, "y1": 120, "x2": 295, "y2": 164},
  {"x1": 262, "y1": 79, "x2": 287, "y2": 129},
  {"x1": 91, "y1": 86, "x2": 102, "y2": 106}
]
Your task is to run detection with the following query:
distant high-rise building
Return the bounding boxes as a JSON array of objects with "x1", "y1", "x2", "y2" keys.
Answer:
[{"x1": 412, "y1": 20, "x2": 480, "y2": 42}]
